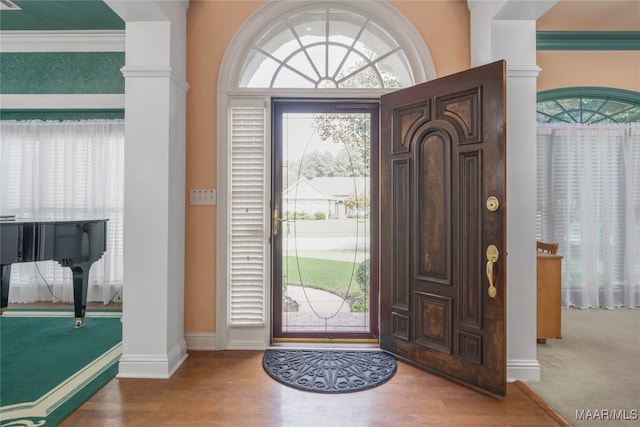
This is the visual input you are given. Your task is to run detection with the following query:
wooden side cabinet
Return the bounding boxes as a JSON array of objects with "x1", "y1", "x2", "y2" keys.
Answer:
[{"x1": 536, "y1": 253, "x2": 563, "y2": 343}]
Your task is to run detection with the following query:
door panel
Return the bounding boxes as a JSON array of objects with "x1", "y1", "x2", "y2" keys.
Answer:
[
  {"x1": 272, "y1": 100, "x2": 379, "y2": 341},
  {"x1": 380, "y1": 61, "x2": 506, "y2": 395}
]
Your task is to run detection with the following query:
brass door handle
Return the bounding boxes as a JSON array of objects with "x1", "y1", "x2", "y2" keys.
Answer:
[
  {"x1": 273, "y1": 208, "x2": 287, "y2": 236},
  {"x1": 273, "y1": 208, "x2": 279, "y2": 236},
  {"x1": 486, "y1": 245, "x2": 499, "y2": 298}
]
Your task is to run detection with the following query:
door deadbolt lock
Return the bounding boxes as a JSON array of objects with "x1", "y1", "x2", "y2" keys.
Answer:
[{"x1": 486, "y1": 196, "x2": 499, "y2": 212}]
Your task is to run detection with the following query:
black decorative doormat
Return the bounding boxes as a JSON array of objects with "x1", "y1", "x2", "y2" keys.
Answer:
[{"x1": 262, "y1": 349, "x2": 397, "y2": 393}]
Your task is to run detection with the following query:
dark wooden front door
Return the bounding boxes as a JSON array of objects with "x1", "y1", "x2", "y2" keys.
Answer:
[{"x1": 379, "y1": 61, "x2": 507, "y2": 395}]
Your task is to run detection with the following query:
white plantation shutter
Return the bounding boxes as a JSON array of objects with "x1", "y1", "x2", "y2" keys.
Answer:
[{"x1": 229, "y1": 105, "x2": 268, "y2": 325}]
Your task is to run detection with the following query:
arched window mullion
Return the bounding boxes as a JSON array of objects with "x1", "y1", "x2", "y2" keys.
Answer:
[
  {"x1": 334, "y1": 50, "x2": 378, "y2": 87},
  {"x1": 370, "y1": 46, "x2": 403, "y2": 68},
  {"x1": 538, "y1": 111, "x2": 555, "y2": 122},
  {"x1": 550, "y1": 113, "x2": 572, "y2": 124},
  {"x1": 554, "y1": 100, "x2": 577, "y2": 124},
  {"x1": 271, "y1": 62, "x2": 319, "y2": 88},
  {"x1": 331, "y1": 17, "x2": 371, "y2": 82},
  {"x1": 613, "y1": 105, "x2": 639, "y2": 122},
  {"x1": 260, "y1": 46, "x2": 319, "y2": 88},
  {"x1": 537, "y1": 88, "x2": 640, "y2": 124},
  {"x1": 584, "y1": 98, "x2": 608, "y2": 124},
  {"x1": 324, "y1": 7, "x2": 330, "y2": 78},
  {"x1": 285, "y1": 18, "x2": 323, "y2": 82},
  {"x1": 590, "y1": 113, "x2": 616, "y2": 125},
  {"x1": 334, "y1": 46, "x2": 404, "y2": 88}
]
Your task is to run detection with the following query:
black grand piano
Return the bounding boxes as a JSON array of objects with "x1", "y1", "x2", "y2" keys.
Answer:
[{"x1": 1, "y1": 218, "x2": 108, "y2": 327}]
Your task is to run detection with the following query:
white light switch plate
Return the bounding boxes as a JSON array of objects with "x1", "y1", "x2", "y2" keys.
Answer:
[{"x1": 190, "y1": 189, "x2": 217, "y2": 205}]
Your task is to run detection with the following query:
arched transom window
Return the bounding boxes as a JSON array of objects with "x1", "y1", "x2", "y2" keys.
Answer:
[
  {"x1": 239, "y1": 6, "x2": 416, "y2": 89},
  {"x1": 537, "y1": 88, "x2": 640, "y2": 124}
]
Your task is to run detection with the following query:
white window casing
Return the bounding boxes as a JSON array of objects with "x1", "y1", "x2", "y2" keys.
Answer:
[{"x1": 216, "y1": 0, "x2": 433, "y2": 350}]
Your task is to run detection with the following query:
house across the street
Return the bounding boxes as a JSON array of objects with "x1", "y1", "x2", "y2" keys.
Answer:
[{"x1": 283, "y1": 176, "x2": 369, "y2": 219}]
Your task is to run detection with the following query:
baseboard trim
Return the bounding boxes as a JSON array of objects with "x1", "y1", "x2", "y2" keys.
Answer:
[
  {"x1": 117, "y1": 340, "x2": 188, "y2": 379},
  {"x1": 507, "y1": 359, "x2": 541, "y2": 382},
  {"x1": 185, "y1": 332, "x2": 217, "y2": 351},
  {"x1": 226, "y1": 340, "x2": 269, "y2": 350}
]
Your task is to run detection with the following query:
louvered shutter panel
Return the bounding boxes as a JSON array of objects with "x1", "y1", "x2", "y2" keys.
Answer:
[{"x1": 229, "y1": 106, "x2": 267, "y2": 325}]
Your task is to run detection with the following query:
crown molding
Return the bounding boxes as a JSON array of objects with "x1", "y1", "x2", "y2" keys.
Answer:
[
  {"x1": 0, "y1": 94, "x2": 125, "y2": 110},
  {"x1": 537, "y1": 31, "x2": 640, "y2": 51},
  {"x1": 0, "y1": 30, "x2": 125, "y2": 53}
]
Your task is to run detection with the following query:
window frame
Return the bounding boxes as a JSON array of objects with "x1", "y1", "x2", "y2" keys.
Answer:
[
  {"x1": 537, "y1": 87, "x2": 640, "y2": 124},
  {"x1": 216, "y1": 0, "x2": 435, "y2": 350}
]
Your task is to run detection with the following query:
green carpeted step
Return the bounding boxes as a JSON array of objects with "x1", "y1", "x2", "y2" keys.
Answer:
[{"x1": 0, "y1": 313, "x2": 122, "y2": 425}]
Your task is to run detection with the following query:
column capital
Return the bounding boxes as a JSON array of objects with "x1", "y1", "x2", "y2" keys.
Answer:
[
  {"x1": 506, "y1": 64, "x2": 541, "y2": 78},
  {"x1": 121, "y1": 65, "x2": 189, "y2": 92}
]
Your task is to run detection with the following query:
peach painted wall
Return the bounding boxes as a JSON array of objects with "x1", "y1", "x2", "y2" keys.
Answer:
[
  {"x1": 184, "y1": 0, "x2": 471, "y2": 334},
  {"x1": 185, "y1": 1, "x2": 267, "y2": 333},
  {"x1": 538, "y1": 51, "x2": 640, "y2": 93},
  {"x1": 391, "y1": 0, "x2": 471, "y2": 77},
  {"x1": 538, "y1": 0, "x2": 639, "y2": 31},
  {"x1": 537, "y1": 0, "x2": 640, "y2": 93}
]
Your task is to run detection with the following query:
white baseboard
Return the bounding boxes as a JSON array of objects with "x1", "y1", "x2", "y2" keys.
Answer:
[
  {"x1": 185, "y1": 332, "x2": 217, "y2": 351},
  {"x1": 507, "y1": 359, "x2": 541, "y2": 382},
  {"x1": 117, "y1": 340, "x2": 188, "y2": 379},
  {"x1": 225, "y1": 340, "x2": 269, "y2": 350}
]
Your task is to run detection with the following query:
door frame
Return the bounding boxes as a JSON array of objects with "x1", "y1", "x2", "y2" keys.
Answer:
[{"x1": 271, "y1": 98, "x2": 380, "y2": 342}]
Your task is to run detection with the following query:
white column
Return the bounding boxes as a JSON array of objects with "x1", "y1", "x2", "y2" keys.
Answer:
[
  {"x1": 467, "y1": 0, "x2": 557, "y2": 382},
  {"x1": 105, "y1": 0, "x2": 189, "y2": 378}
]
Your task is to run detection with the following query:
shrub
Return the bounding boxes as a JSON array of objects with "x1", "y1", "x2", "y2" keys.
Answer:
[{"x1": 356, "y1": 258, "x2": 370, "y2": 295}]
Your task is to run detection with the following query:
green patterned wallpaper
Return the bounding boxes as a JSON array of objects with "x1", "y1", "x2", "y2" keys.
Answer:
[{"x1": 0, "y1": 52, "x2": 124, "y2": 94}]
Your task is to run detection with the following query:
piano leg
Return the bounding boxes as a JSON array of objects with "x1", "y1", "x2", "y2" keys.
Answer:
[
  {"x1": 1, "y1": 265, "x2": 10, "y2": 314},
  {"x1": 71, "y1": 264, "x2": 90, "y2": 328}
]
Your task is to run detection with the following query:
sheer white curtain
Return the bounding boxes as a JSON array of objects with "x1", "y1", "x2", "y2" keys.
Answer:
[
  {"x1": 0, "y1": 120, "x2": 124, "y2": 304},
  {"x1": 537, "y1": 123, "x2": 640, "y2": 308}
]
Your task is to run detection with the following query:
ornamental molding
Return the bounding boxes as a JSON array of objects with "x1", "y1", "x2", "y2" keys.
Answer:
[
  {"x1": 0, "y1": 30, "x2": 125, "y2": 52},
  {"x1": 506, "y1": 65, "x2": 541, "y2": 78},
  {"x1": 0, "y1": 94, "x2": 124, "y2": 109}
]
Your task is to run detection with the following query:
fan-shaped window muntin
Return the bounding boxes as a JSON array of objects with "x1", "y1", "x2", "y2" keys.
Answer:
[
  {"x1": 537, "y1": 89, "x2": 640, "y2": 124},
  {"x1": 239, "y1": 6, "x2": 413, "y2": 89}
]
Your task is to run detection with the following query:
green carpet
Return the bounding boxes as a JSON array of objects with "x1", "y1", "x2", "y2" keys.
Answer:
[{"x1": 0, "y1": 311, "x2": 122, "y2": 426}]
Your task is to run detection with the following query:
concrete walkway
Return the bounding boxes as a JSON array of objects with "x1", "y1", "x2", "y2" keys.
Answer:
[{"x1": 284, "y1": 285, "x2": 350, "y2": 314}]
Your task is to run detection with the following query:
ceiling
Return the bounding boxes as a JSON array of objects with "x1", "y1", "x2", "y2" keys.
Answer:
[
  {"x1": 0, "y1": 0, "x2": 123, "y2": 31},
  {"x1": 537, "y1": 1, "x2": 639, "y2": 31},
  {"x1": 0, "y1": 0, "x2": 637, "y2": 32}
]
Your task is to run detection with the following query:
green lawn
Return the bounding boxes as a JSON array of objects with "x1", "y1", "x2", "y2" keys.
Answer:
[
  {"x1": 286, "y1": 218, "x2": 370, "y2": 237},
  {"x1": 283, "y1": 256, "x2": 363, "y2": 299}
]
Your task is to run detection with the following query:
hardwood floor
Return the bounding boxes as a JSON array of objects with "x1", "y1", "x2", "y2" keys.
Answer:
[{"x1": 61, "y1": 350, "x2": 567, "y2": 427}]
